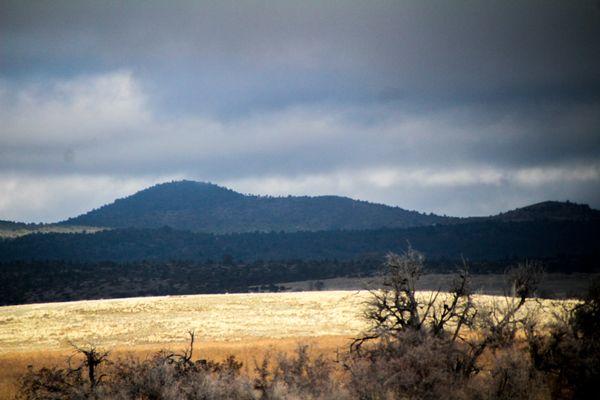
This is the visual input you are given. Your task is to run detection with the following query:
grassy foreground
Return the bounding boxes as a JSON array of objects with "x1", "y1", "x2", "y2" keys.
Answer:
[
  {"x1": 0, "y1": 291, "x2": 368, "y2": 353},
  {"x1": 0, "y1": 290, "x2": 573, "y2": 398}
]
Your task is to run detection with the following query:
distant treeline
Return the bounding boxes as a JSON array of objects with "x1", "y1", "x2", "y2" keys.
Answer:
[
  {"x1": 0, "y1": 258, "x2": 378, "y2": 305},
  {"x1": 0, "y1": 220, "x2": 598, "y2": 263},
  {"x1": 1, "y1": 255, "x2": 598, "y2": 306}
]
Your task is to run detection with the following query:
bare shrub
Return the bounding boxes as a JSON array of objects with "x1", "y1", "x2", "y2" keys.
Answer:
[
  {"x1": 345, "y1": 330, "x2": 466, "y2": 399},
  {"x1": 105, "y1": 353, "x2": 255, "y2": 400},
  {"x1": 353, "y1": 249, "x2": 475, "y2": 352},
  {"x1": 19, "y1": 339, "x2": 346, "y2": 400},
  {"x1": 477, "y1": 348, "x2": 550, "y2": 400},
  {"x1": 526, "y1": 278, "x2": 600, "y2": 399},
  {"x1": 18, "y1": 342, "x2": 110, "y2": 400},
  {"x1": 18, "y1": 365, "x2": 87, "y2": 400},
  {"x1": 19, "y1": 334, "x2": 255, "y2": 400},
  {"x1": 346, "y1": 248, "x2": 546, "y2": 399},
  {"x1": 68, "y1": 343, "x2": 110, "y2": 390},
  {"x1": 254, "y1": 345, "x2": 348, "y2": 400},
  {"x1": 457, "y1": 261, "x2": 543, "y2": 377}
]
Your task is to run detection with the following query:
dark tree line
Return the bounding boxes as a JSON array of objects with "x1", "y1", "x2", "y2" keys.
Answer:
[
  {"x1": 1, "y1": 255, "x2": 597, "y2": 306},
  {"x1": 0, "y1": 258, "x2": 380, "y2": 305},
  {"x1": 0, "y1": 219, "x2": 598, "y2": 263}
]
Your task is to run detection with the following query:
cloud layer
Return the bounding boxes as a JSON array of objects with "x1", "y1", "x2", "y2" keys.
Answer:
[{"x1": 1, "y1": 1, "x2": 599, "y2": 221}]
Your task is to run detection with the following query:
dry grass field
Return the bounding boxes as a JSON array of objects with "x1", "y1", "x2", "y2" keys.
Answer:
[
  {"x1": 0, "y1": 290, "x2": 574, "y2": 398},
  {"x1": 0, "y1": 291, "x2": 368, "y2": 353}
]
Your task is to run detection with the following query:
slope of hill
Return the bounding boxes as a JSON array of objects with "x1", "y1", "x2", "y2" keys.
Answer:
[
  {"x1": 60, "y1": 180, "x2": 452, "y2": 232},
  {"x1": 0, "y1": 220, "x2": 30, "y2": 230},
  {"x1": 0, "y1": 220, "x2": 104, "y2": 238},
  {"x1": 491, "y1": 201, "x2": 600, "y2": 222}
]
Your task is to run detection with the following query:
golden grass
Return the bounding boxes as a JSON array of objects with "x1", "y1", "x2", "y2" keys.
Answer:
[
  {"x1": 0, "y1": 291, "x2": 368, "y2": 353},
  {"x1": 0, "y1": 290, "x2": 574, "y2": 398},
  {"x1": 0, "y1": 335, "x2": 349, "y2": 399}
]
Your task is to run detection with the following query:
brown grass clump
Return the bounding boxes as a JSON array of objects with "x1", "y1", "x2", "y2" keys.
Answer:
[{"x1": 0, "y1": 336, "x2": 348, "y2": 399}]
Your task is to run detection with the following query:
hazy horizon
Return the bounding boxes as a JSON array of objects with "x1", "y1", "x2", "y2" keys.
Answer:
[
  {"x1": 1, "y1": 1, "x2": 599, "y2": 222},
  {"x1": 3, "y1": 179, "x2": 597, "y2": 225}
]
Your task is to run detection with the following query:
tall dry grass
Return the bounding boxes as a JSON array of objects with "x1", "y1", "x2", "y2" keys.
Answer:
[
  {"x1": 0, "y1": 336, "x2": 349, "y2": 399},
  {"x1": 0, "y1": 290, "x2": 575, "y2": 398}
]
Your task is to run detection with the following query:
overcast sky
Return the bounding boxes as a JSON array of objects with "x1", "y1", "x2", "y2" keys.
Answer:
[{"x1": 1, "y1": 0, "x2": 600, "y2": 222}]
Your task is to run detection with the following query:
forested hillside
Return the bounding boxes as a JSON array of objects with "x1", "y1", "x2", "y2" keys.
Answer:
[
  {"x1": 2, "y1": 219, "x2": 598, "y2": 263},
  {"x1": 60, "y1": 180, "x2": 453, "y2": 232},
  {"x1": 3, "y1": 181, "x2": 599, "y2": 306}
]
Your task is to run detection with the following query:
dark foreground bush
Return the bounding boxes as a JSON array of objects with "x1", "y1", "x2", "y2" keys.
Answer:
[
  {"x1": 18, "y1": 341, "x2": 349, "y2": 400},
  {"x1": 253, "y1": 345, "x2": 348, "y2": 399},
  {"x1": 525, "y1": 279, "x2": 600, "y2": 399},
  {"x1": 339, "y1": 250, "x2": 598, "y2": 400},
  {"x1": 19, "y1": 351, "x2": 255, "y2": 400}
]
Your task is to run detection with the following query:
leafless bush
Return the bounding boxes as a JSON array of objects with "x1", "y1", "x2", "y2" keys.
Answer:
[
  {"x1": 19, "y1": 334, "x2": 255, "y2": 400},
  {"x1": 68, "y1": 343, "x2": 110, "y2": 390},
  {"x1": 19, "y1": 339, "x2": 347, "y2": 400},
  {"x1": 525, "y1": 278, "x2": 600, "y2": 399},
  {"x1": 18, "y1": 342, "x2": 110, "y2": 400},
  {"x1": 253, "y1": 345, "x2": 348, "y2": 400},
  {"x1": 105, "y1": 353, "x2": 254, "y2": 400},
  {"x1": 347, "y1": 248, "x2": 547, "y2": 398},
  {"x1": 18, "y1": 365, "x2": 87, "y2": 400},
  {"x1": 479, "y1": 348, "x2": 550, "y2": 400},
  {"x1": 454, "y1": 261, "x2": 543, "y2": 377},
  {"x1": 354, "y1": 249, "x2": 476, "y2": 353},
  {"x1": 345, "y1": 330, "x2": 467, "y2": 399}
]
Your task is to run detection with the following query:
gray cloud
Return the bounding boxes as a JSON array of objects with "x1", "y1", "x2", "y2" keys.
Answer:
[
  {"x1": 3, "y1": 1, "x2": 600, "y2": 112},
  {"x1": 0, "y1": 1, "x2": 599, "y2": 221}
]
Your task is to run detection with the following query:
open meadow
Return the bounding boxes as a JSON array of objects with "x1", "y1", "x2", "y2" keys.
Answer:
[
  {"x1": 0, "y1": 290, "x2": 575, "y2": 398},
  {"x1": 0, "y1": 291, "x2": 368, "y2": 397}
]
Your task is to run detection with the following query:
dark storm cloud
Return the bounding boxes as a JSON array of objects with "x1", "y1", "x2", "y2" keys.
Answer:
[
  {"x1": 0, "y1": 0, "x2": 599, "y2": 221},
  {"x1": 3, "y1": 1, "x2": 600, "y2": 111}
]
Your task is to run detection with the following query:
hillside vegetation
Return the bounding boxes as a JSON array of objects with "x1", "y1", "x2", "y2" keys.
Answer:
[
  {"x1": 0, "y1": 221, "x2": 104, "y2": 238},
  {"x1": 59, "y1": 181, "x2": 600, "y2": 234},
  {"x1": 2, "y1": 220, "x2": 598, "y2": 263},
  {"x1": 60, "y1": 181, "x2": 451, "y2": 232}
]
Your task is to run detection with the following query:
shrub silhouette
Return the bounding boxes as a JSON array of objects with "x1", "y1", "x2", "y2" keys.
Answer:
[
  {"x1": 344, "y1": 248, "x2": 546, "y2": 398},
  {"x1": 526, "y1": 278, "x2": 600, "y2": 399}
]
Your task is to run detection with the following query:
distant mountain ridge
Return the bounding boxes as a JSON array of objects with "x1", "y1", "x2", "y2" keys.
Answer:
[
  {"x1": 491, "y1": 201, "x2": 600, "y2": 222},
  {"x1": 60, "y1": 180, "x2": 453, "y2": 233},
  {"x1": 56, "y1": 180, "x2": 600, "y2": 233}
]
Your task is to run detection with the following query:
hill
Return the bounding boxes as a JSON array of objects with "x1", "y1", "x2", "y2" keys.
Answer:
[
  {"x1": 59, "y1": 180, "x2": 453, "y2": 232},
  {"x1": 0, "y1": 220, "x2": 104, "y2": 238},
  {"x1": 0, "y1": 220, "x2": 30, "y2": 237},
  {"x1": 58, "y1": 181, "x2": 600, "y2": 233},
  {"x1": 491, "y1": 201, "x2": 600, "y2": 222}
]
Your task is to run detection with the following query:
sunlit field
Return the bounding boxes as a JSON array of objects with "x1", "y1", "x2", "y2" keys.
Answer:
[
  {"x1": 1, "y1": 290, "x2": 574, "y2": 353},
  {"x1": 0, "y1": 291, "x2": 368, "y2": 353},
  {"x1": 1, "y1": 290, "x2": 573, "y2": 353},
  {"x1": 0, "y1": 290, "x2": 575, "y2": 398}
]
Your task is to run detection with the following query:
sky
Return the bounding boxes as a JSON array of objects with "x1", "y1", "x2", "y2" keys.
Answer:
[{"x1": 1, "y1": 0, "x2": 600, "y2": 222}]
